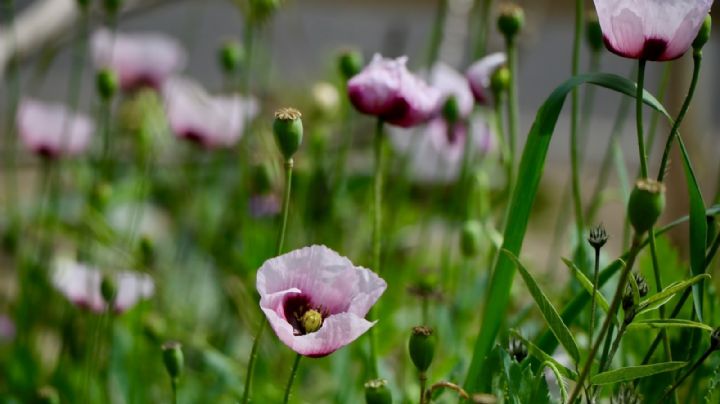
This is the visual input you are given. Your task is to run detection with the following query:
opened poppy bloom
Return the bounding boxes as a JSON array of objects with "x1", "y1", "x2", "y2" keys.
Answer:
[
  {"x1": 52, "y1": 259, "x2": 154, "y2": 314},
  {"x1": 466, "y1": 52, "x2": 507, "y2": 105},
  {"x1": 347, "y1": 54, "x2": 441, "y2": 128},
  {"x1": 17, "y1": 99, "x2": 94, "y2": 159},
  {"x1": 91, "y1": 28, "x2": 187, "y2": 91},
  {"x1": 257, "y1": 245, "x2": 387, "y2": 357},
  {"x1": 163, "y1": 76, "x2": 259, "y2": 149},
  {"x1": 593, "y1": 0, "x2": 713, "y2": 61}
]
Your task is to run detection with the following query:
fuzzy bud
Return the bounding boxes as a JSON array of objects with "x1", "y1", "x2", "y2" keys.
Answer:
[
  {"x1": 497, "y1": 4, "x2": 524, "y2": 41},
  {"x1": 693, "y1": 15, "x2": 712, "y2": 51},
  {"x1": 162, "y1": 341, "x2": 184, "y2": 381},
  {"x1": 101, "y1": 274, "x2": 117, "y2": 305},
  {"x1": 585, "y1": 12, "x2": 604, "y2": 52},
  {"x1": 508, "y1": 337, "x2": 527, "y2": 363},
  {"x1": 460, "y1": 220, "x2": 482, "y2": 258},
  {"x1": 96, "y1": 69, "x2": 118, "y2": 101},
  {"x1": 364, "y1": 379, "x2": 393, "y2": 404},
  {"x1": 627, "y1": 179, "x2": 666, "y2": 234},
  {"x1": 490, "y1": 66, "x2": 511, "y2": 97},
  {"x1": 273, "y1": 108, "x2": 303, "y2": 160},
  {"x1": 338, "y1": 49, "x2": 364, "y2": 81},
  {"x1": 218, "y1": 40, "x2": 243, "y2": 74},
  {"x1": 409, "y1": 326, "x2": 435, "y2": 372}
]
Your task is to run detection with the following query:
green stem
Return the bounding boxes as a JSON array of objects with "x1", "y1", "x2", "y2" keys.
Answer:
[
  {"x1": 645, "y1": 64, "x2": 671, "y2": 153},
  {"x1": 171, "y1": 379, "x2": 178, "y2": 404},
  {"x1": 505, "y1": 38, "x2": 519, "y2": 190},
  {"x1": 419, "y1": 371, "x2": 428, "y2": 404},
  {"x1": 426, "y1": 0, "x2": 448, "y2": 68},
  {"x1": 567, "y1": 234, "x2": 642, "y2": 403},
  {"x1": 282, "y1": 354, "x2": 302, "y2": 404},
  {"x1": 241, "y1": 159, "x2": 294, "y2": 404},
  {"x1": 648, "y1": 230, "x2": 673, "y2": 362},
  {"x1": 661, "y1": 347, "x2": 716, "y2": 402},
  {"x1": 589, "y1": 246, "x2": 600, "y2": 343},
  {"x1": 657, "y1": 51, "x2": 702, "y2": 183},
  {"x1": 569, "y1": 0, "x2": 585, "y2": 246},
  {"x1": 636, "y1": 59, "x2": 648, "y2": 179},
  {"x1": 471, "y1": 0, "x2": 493, "y2": 60}
]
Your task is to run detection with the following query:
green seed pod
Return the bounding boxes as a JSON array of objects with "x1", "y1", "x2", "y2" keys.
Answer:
[
  {"x1": 693, "y1": 14, "x2": 712, "y2": 51},
  {"x1": 338, "y1": 49, "x2": 364, "y2": 81},
  {"x1": 364, "y1": 379, "x2": 393, "y2": 404},
  {"x1": 497, "y1": 4, "x2": 525, "y2": 41},
  {"x1": 100, "y1": 275, "x2": 117, "y2": 305},
  {"x1": 96, "y1": 69, "x2": 118, "y2": 101},
  {"x1": 585, "y1": 12, "x2": 604, "y2": 52},
  {"x1": 460, "y1": 220, "x2": 482, "y2": 258},
  {"x1": 408, "y1": 326, "x2": 435, "y2": 372},
  {"x1": 218, "y1": 40, "x2": 244, "y2": 74},
  {"x1": 273, "y1": 108, "x2": 303, "y2": 160},
  {"x1": 627, "y1": 179, "x2": 666, "y2": 234},
  {"x1": 441, "y1": 95, "x2": 461, "y2": 125},
  {"x1": 162, "y1": 341, "x2": 184, "y2": 380},
  {"x1": 490, "y1": 66, "x2": 511, "y2": 97}
]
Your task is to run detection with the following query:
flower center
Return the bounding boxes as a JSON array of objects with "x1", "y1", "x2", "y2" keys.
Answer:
[{"x1": 283, "y1": 294, "x2": 327, "y2": 335}]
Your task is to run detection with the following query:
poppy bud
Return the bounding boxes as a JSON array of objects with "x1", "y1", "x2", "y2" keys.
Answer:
[
  {"x1": 460, "y1": 220, "x2": 482, "y2": 258},
  {"x1": 588, "y1": 224, "x2": 608, "y2": 250},
  {"x1": 101, "y1": 274, "x2": 117, "y2": 305},
  {"x1": 364, "y1": 379, "x2": 393, "y2": 404},
  {"x1": 162, "y1": 341, "x2": 184, "y2": 381},
  {"x1": 273, "y1": 108, "x2": 303, "y2": 160},
  {"x1": 490, "y1": 66, "x2": 511, "y2": 98},
  {"x1": 441, "y1": 95, "x2": 461, "y2": 125},
  {"x1": 96, "y1": 69, "x2": 118, "y2": 101},
  {"x1": 585, "y1": 12, "x2": 604, "y2": 52},
  {"x1": 218, "y1": 40, "x2": 243, "y2": 74},
  {"x1": 497, "y1": 4, "x2": 524, "y2": 41},
  {"x1": 627, "y1": 179, "x2": 665, "y2": 234},
  {"x1": 338, "y1": 49, "x2": 364, "y2": 82},
  {"x1": 693, "y1": 15, "x2": 712, "y2": 51},
  {"x1": 409, "y1": 326, "x2": 435, "y2": 372}
]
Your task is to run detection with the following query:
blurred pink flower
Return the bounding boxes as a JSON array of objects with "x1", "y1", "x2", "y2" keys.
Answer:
[
  {"x1": 466, "y1": 52, "x2": 506, "y2": 105},
  {"x1": 348, "y1": 54, "x2": 441, "y2": 128},
  {"x1": 91, "y1": 29, "x2": 187, "y2": 91},
  {"x1": 249, "y1": 193, "x2": 281, "y2": 218},
  {"x1": 163, "y1": 76, "x2": 259, "y2": 149},
  {"x1": 52, "y1": 259, "x2": 154, "y2": 314},
  {"x1": 430, "y1": 62, "x2": 475, "y2": 119},
  {"x1": 17, "y1": 99, "x2": 93, "y2": 159},
  {"x1": 593, "y1": 0, "x2": 712, "y2": 61},
  {"x1": 257, "y1": 245, "x2": 386, "y2": 357},
  {"x1": 0, "y1": 315, "x2": 15, "y2": 343}
]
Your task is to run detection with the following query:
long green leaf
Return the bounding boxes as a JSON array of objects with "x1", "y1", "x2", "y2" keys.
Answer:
[
  {"x1": 638, "y1": 274, "x2": 711, "y2": 315},
  {"x1": 535, "y1": 205, "x2": 720, "y2": 357},
  {"x1": 510, "y1": 331, "x2": 577, "y2": 380},
  {"x1": 675, "y1": 136, "x2": 707, "y2": 322},
  {"x1": 560, "y1": 257, "x2": 614, "y2": 322},
  {"x1": 504, "y1": 251, "x2": 580, "y2": 362},
  {"x1": 590, "y1": 362, "x2": 687, "y2": 385},
  {"x1": 627, "y1": 319, "x2": 714, "y2": 333},
  {"x1": 464, "y1": 73, "x2": 669, "y2": 393}
]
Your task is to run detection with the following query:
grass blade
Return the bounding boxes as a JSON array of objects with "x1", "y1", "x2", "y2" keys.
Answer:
[{"x1": 590, "y1": 362, "x2": 687, "y2": 385}]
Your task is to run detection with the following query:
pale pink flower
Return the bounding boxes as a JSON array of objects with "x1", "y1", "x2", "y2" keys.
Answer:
[
  {"x1": 466, "y1": 52, "x2": 507, "y2": 105},
  {"x1": 593, "y1": 0, "x2": 713, "y2": 61},
  {"x1": 257, "y1": 245, "x2": 387, "y2": 357},
  {"x1": 17, "y1": 99, "x2": 93, "y2": 159},
  {"x1": 348, "y1": 54, "x2": 441, "y2": 128},
  {"x1": 430, "y1": 62, "x2": 475, "y2": 119},
  {"x1": 52, "y1": 259, "x2": 154, "y2": 314},
  {"x1": 91, "y1": 29, "x2": 187, "y2": 91},
  {"x1": 163, "y1": 76, "x2": 259, "y2": 149}
]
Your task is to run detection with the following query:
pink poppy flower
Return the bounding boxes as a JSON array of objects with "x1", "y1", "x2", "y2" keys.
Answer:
[
  {"x1": 466, "y1": 52, "x2": 507, "y2": 105},
  {"x1": 91, "y1": 29, "x2": 187, "y2": 91},
  {"x1": 52, "y1": 259, "x2": 154, "y2": 314},
  {"x1": 390, "y1": 116, "x2": 494, "y2": 183},
  {"x1": 430, "y1": 62, "x2": 475, "y2": 119},
  {"x1": 257, "y1": 245, "x2": 387, "y2": 357},
  {"x1": 163, "y1": 76, "x2": 259, "y2": 149},
  {"x1": 17, "y1": 99, "x2": 93, "y2": 159},
  {"x1": 348, "y1": 54, "x2": 441, "y2": 128},
  {"x1": 593, "y1": 0, "x2": 713, "y2": 61}
]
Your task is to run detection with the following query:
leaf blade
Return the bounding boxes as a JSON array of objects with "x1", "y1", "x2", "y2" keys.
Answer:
[{"x1": 590, "y1": 362, "x2": 687, "y2": 385}]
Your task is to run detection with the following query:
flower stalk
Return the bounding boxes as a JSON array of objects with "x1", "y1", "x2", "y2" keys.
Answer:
[{"x1": 282, "y1": 353, "x2": 302, "y2": 404}]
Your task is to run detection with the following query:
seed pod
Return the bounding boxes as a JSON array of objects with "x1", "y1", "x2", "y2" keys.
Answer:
[
  {"x1": 364, "y1": 379, "x2": 392, "y2": 404},
  {"x1": 627, "y1": 179, "x2": 665, "y2": 234},
  {"x1": 218, "y1": 40, "x2": 244, "y2": 73},
  {"x1": 101, "y1": 275, "x2": 117, "y2": 305},
  {"x1": 497, "y1": 4, "x2": 525, "y2": 41},
  {"x1": 693, "y1": 14, "x2": 712, "y2": 51},
  {"x1": 585, "y1": 12, "x2": 604, "y2": 52},
  {"x1": 460, "y1": 220, "x2": 482, "y2": 258},
  {"x1": 273, "y1": 108, "x2": 303, "y2": 160},
  {"x1": 96, "y1": 69, "x2": 118, "y2": 101},
  {"x1": 162, "y1": 341, "x2": 184, "y2": 381},
  {"x1": 338, "y1": 50, "x2": 364, "y2": 82},
  {"x1": 490, "y1": 66, "x2": 511, "y2": 97},
  {"x1": 408, "y1": 326, "x2": 435, "y2": 372}
]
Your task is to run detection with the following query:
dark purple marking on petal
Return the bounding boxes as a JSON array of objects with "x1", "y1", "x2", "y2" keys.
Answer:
[
  {"x1": 283, "y1": 293, "x2": 312, "y2": 335},
  {"x1": 381, "y1": 97, "x2": 411, "y2": 126},
  {"x1": 640, "y1": 37, "x2": 668, "y2": 61},
  {"x1": 35, "y1": 145, "x2": 59, "y2": 160},
  {"x1": 181, "y1": 130, "x2": 208, "y2": 147}
]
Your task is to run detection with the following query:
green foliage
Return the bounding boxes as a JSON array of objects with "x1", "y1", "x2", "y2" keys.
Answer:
[{"x1": 590, "y1": 362, "x2": 687, "y2": 385}]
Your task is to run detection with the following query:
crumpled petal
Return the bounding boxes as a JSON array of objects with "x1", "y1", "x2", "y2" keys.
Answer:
[
  {"x1": 593, "y1": 0, "x2": 712, "y2": 61},
  {"x1": 17, "y1": 98, "x2": 93, "y2": 158}
]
